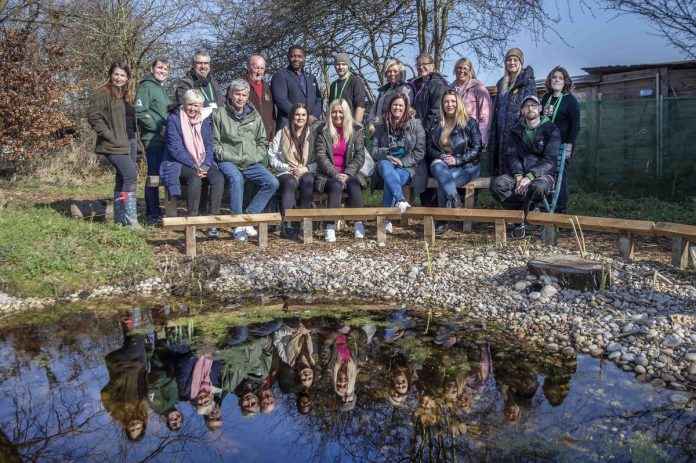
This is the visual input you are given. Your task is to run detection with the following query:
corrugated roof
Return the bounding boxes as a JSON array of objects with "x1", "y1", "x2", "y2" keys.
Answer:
[{"x1": 582, "y1": 60, "x2": 696, "y2": 74}]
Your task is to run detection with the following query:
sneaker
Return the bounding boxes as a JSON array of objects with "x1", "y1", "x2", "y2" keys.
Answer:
[
  {"x1": 234, "y1": 227, "x2": 248, "y2": 241},
  {"x1": 245, "y1": 226, "x2": 258, "y2": 237},
  {"x1": 396, "y1": 200, "x2": 411, "y2": 214},
  {"x1": 354, "y1": 221, "x2": 365, "y2": 239},
  {"x1": 385, "y1": 220, "x2": 393, "y2": 234},
  {"x1": 324, "y1": 227, "x2": 336, "y2": 243},
  {"x1": 207, "y1": 228, "x2": 219, "y2": 238}
]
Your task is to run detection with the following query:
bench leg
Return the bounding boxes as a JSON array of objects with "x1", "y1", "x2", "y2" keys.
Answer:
[
  {"x1": 185, "y1": 225, "x2": 197, "y2": 258},
  {"x1": 376, "y1": 216, "x2": 386, "y2": 246},
  {"x1": 165, "y1": 192, "x2": 178, "y2": 218},
  {"x1": 542, "y1": 225, "x2": 558, "y2": 246},
  {"x1": 495, "y1": 219, "x2": 506, "y2": 246},
  {"x1": 258, "y1": 223, "x2": 269, "y2": 248},
  {"x1": 424, "y1": 216, "x2": 435, "y2": 245},
  {"x1": 105, "y1": 200, "x2": 114, "y2": 222},
  {"x1": 672, "y1": 237, "x2": 690, "y2": 269},
  {"x1": 619, "y1": 231, "x2": 635, "y2": 259},
  {"x1": 302, "y1": 218, "x2": 313, "y2": 244},
  {"x1": 462, "y1": 185, "x2": 475, "y2": 232}
]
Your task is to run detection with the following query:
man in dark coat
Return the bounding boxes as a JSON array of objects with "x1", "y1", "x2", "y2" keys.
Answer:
[
  {"x1": 271, "y1": 45, "x2": 323, "y2": 130},
  {"x1": 241, "y1": 55, "x2": 275, "y2": 140},
  {"x1": 174, "y1": 50, "x2": 225, "y2": 107},
  {"x1": 489, "y1": 95, "x2": 560, "y2": 212}
]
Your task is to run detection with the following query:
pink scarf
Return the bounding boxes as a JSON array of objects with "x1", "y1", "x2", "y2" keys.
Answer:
[
  {"x1": 190, "y1": 356, "x2": 213, "y2": 399},
  {"x1": 180, "y1": 108, "x2": 206, "y2": 165}
]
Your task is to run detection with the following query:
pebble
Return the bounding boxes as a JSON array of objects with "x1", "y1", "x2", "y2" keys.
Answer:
[
  {"x1": 606, "y1": 342, "x2": 623, "y2": 353},
  {"x1": 651, "y1": 379, "x2": 667, "y2": 388},
  {"x1": 634, "y1": 365, "x2": 646, "y2": 375},
  {"x1": 670, "y1": 394, "x2": 689, "y2": 407},
  {"x1": 514, "y1": 281, "x2": 528, "y2": 291},
  {"x1": 546, "y1": 343, "x2": 560, "y2": 352},
  {"x1": 541, "y1": 285, "x2": 558, "y2": 298},
  {"x1": 684, "y1": 352, "x2": 696, "y2": 362},
  {"x1": 528, "y1": 292, "x2": 541, "y2": 300}
]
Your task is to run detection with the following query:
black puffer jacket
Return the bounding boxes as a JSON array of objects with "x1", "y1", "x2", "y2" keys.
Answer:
[
  {"x1": 488, "y1": 66, "x2": 536, "y2": 175},
  {"x1": 428, "y1": 117, "x2": 482, "y2": 169},
  {"x1": 505, "y1": 117, "x2": 560, "y2": 181},
  {"x1": 409, "y1": 72, "x2": 449, "y2": 134}
]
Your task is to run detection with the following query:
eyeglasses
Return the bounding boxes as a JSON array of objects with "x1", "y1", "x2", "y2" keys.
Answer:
[
  {"x1": 194, "y1": 61, "x2": 210, "y2": 65},
  {"x1": 416, "y1": 62, "x2": 433, "y2": 68},
  {"x1": 522, "y1": 104, "x2": 540, "y2": 109}
]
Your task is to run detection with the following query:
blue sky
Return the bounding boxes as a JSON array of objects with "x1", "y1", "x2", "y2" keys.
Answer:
[{"x1": 451, "y1": 3, "x2": 686, "y2": 85}]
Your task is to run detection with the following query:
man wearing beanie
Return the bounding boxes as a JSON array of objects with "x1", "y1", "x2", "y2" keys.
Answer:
[{"x1": 328, "y1": 53, "x2": 368, "y2": 123}]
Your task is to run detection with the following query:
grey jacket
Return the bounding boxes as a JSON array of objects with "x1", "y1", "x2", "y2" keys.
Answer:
[
  {"x1": 314, "y1": 123, "x2": 366, "y2": 192},
  {"x1": 370, "y1": 118, "x2": 427, "y2": 194}
]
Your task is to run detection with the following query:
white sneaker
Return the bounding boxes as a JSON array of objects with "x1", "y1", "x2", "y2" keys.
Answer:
[
  {"x1": 354, "y1": 221, "x2": 365, "y2": 239},
  {"x1": 324, "y1": 226, "x2": 336, "y2": 243},
  {"x1": 245, "y1": 226, "x2": 258, "y2": 237},
  {"x1": 234, "y1": 227, "x2": 248, "y2": 241},
  {"x1": 385, "y1": 220, "x2": 393, "y2": 234},
  {"x1": 396, "y1": 200, "x2": 411, "y2": 214}
]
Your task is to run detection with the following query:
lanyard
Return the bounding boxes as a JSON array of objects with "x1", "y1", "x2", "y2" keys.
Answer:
[
  {"x1": 544, "y1": 93, "x2": 564, "y2": 122},
  {"x1": 200, "y1": 82, "x2": 214, "y2": 102},
  {"x1": 333, "y1": 74, "x2": 350, "y2": 100}
]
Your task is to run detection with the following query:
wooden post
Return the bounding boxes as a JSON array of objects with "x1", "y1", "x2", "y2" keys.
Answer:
[
  {"x1": 400, "y1": 185, "x2": 413, "y2": 226},
  {"x1": 462, "y1": 184, "x2": 475, "y2": 232},
  {"x1": 542, "y1": 225, "x2": 557, "y2": 246},
  {"x1": 258, "y1": 222, "x2": 268, "y2": 248},
  {"x1": 619, "y1": 231, "x2": 635, "y2": 259},
  {"x1": 165, "y1": 192, "x2": 178, "y2": 218},
  {"x1": 424, "y1": 216, "x2": 435, "y2": 245},
  {"x1": 302, "y1": 218, "x2": 313, "y2": 244},
  {"x1": 105, "y1": 200, "x2": 113, "y2": 222},
  {"x1": 672, "y1": 237, "x2": 690, "y2": 269},
  {"x1": 185, "y1": 225, "x2": 197, "y2": 258},
  {"x1": 495, "y1": 219, "x2": 506, "y2": 246},
  {"x1": 376, "y1": 216, "x2": 386, "y2": 246}
]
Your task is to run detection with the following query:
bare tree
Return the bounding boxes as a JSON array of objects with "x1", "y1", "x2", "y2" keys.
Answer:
[{"x1": 603, "y1": 0, "x2": 696, "y2": 58}]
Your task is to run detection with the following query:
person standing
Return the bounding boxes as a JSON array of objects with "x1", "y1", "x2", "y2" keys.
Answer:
[
  {"x1": 409, "y1": 53, "x2": 448, "y2": 135},
  {"x1": 174, "y1": 50, "x2": 224, "y2": 108},
  {"x1": 366, "y1": 59, "x2": 414, "y2": 135},
  {"x1": 488, "y1": 48, "x2": 536, "y2": 176},
  {"x1": 87, "y1": 61, "x2": 143, "y2": 230},
  {"x1": 271, "y1": 45, "x2": 323, "y2": 130},
  {"x1": 450, "y1": 57, "x2": 491, "y2": 146},
  {"x1": 540, "y1": 66, "x2": 580, "y2": 214},
  {"x1": 135, "y1": 57, "x2": 172, "y2": 224},
  {"x1": 241, "y1": 55, "x2": 275, "y2": 140},
  {"x1": 328, "y1": 53, "x2": 367, "y2": 123}
]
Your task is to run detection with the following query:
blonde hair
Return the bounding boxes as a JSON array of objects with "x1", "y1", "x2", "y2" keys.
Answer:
[
  {"x1": 332, "y1": 357, "x2": 358, "y2": 399},
  {"x1": 327, "y1": 99, "x2": 353, "y2": 147},
  {"x1": 453, "y1": 57, "x2": 477, "y2": 80},
  {"x1": 383, "y1": 59, "x2": 405, "y2": 80},
  {"x1": 439, "y1": 90, "x2": 468, "y2": 128},
  {"x1": 501, "y1": 59, "x2": 522, "y2": 94}
]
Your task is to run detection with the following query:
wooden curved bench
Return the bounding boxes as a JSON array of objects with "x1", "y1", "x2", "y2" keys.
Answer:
[{"x1": 285, "y1": 207, "x2": 401, "y2": 245}]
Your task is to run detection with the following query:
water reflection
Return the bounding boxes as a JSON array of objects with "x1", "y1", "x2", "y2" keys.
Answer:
[{"x1": 0, "y1": 303, "x2": 694, "y2": 462}]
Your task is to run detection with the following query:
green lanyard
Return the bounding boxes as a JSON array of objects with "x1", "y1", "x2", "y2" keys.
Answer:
[
  {"x1": 333, "y1": 74, "x2": 350, "y2": 100},
  {"x1": 200, "y1": 82, "x2": 214, "y2": 102},
  {"x1": 545, "y1": 93, "x2": 564, "y2": 122}
]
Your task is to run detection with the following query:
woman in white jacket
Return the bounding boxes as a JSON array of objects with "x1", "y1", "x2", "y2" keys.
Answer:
[{"x1": 268, "y1": 103, "x2": 317, "y2": 239}]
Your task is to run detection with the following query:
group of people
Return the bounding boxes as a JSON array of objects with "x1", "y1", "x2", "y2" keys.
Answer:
[
  {"x1": 88, "y1": 46, "x2": 580, "y2": 239},
  {"x1": 101, "y1": 308, "x2": 575, "y2": 441}
]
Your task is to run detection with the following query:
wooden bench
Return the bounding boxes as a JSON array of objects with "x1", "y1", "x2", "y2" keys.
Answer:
[
  {"x1": 653, "y1": 222, "x2": 696, "y2": 269},
  {"x1": 162, "y1": 213, "x2": 282, "y2": 258},
  {"x1": 402, "y1": 177, "x2": 491, "y2": 230},
  {"x1": 285, "y1": 207, "x2": 401, "y2": 245},
  {"x1": 405, "y1": 207, "x2": 523, "y2": 245}
]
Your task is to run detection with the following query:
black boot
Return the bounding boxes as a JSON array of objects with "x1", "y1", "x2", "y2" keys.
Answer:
[
  {"x1": 446, "y1": 193, "x2": 463, "y2": 209},
  {"x1": 435, "y1": 221, "x2": 448, "y2": 236},
  {"x1": 280, "y1": 220, "x2": 299, "y2": 240}
]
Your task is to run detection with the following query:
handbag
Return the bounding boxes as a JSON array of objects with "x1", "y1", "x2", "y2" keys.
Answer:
[{"x1": 360, "y1": 147, "x2": 375, "y2": 177}]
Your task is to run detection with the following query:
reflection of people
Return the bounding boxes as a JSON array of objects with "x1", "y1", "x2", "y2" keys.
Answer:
[
  {"x1": 274, "y1": 321, "x2": 318, "y2": 390},
  {"x1": 495, "y1": 354, "x2": 539, "y2": 424},
  {"x1": 328, "y1": 331, "x2": 358, "y2": 407},
  {"x1": 296, "y1": 390, "x2": 313, "y2": 415},
  {"x1": 386, "y1": 354, "x2": 413, "y2": 406},
  {"x1": 101, "y1": 314, "x2": 150, "y2": 441},
  {"x1": 148, "y1": 336, "x2": 183, "y2": 431}
]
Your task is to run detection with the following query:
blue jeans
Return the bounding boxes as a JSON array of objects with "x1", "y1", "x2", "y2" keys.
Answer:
[
  {"x1": 377, "y1": 160, "x2": 410, "y2": 206},
  {"x1": 217, "y1": 162, "x2": 279, "y2": 214},
  {"x1": 227, "y1": 318, "x2": 283, "y2": 346},
  {"x1": 429, "y1": 161, "x2": 480, "y2": 207},
  {"x1": 145, "y1": 145, "x2": 165, "y2": 218}
]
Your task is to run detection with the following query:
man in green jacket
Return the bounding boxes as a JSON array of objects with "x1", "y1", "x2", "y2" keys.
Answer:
[
  {"x1": 213, "y1": 78, "x2": 279, "y2": 241},
  {"x1": 135, "y1": 58, "x2": 172, "y2": 223}
]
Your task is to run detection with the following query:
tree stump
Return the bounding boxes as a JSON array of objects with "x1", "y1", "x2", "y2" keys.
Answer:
[{"x1": 528, "y1": 254, "x2": 611, "y2": 291}]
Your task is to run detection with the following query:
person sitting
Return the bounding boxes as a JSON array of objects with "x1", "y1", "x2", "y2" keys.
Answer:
[
  {"x1": 489, "y1": 95, "x2": 560, "y2": 215},
  {"x1": 268, "y1": 103, "x2": 317, "y2": 239},
  {"x1": 428, "y1": 90, "x2": 482, "y2": 235},
  {"x1": 213, "y1": 79, "x2": 279, "y2": 241},
  {"x1": 161, "y1": 89, "x2": 224, "y2": 237},
  {"x1": 370, "y1": 93, "x2": 426, "y2": 233},
  {"x1": 314, "y1": 99, "x2": 366, "y2": 243}
]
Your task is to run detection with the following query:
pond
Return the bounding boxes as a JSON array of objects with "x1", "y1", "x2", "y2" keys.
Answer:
[{"x1": 0, "y1": 300, "x2": 694, "y2": 462}]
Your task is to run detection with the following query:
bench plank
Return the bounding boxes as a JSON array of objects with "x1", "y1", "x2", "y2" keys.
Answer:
[
  {"x1": 406, "y1": 207, "x2": 523, "y2": 222},
  {"x1": 526, "y1": 212, "x2": 655, "y2": 236},
  {"x1": 654, "y1": 222, "x2": 696, "y2": 242},
  {"x1": 285, "y1": 207, "x2": 401, "y2": 221},
  {"x1": 163, "y1": 213, "x2": 282, "y2": 228}
]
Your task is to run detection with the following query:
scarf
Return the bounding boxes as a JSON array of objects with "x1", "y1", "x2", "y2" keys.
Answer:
[
  {"x1": 190, "y1": 356, "x2": 213, "y2": 399},
  {"x1": 180, "y1": 108, "x2": 206, "y2": 165},
  {"x1": 279, "y1": 127, "x2": 309, "y2": 168},
  {"x1": 285, "y1": 325, "x2": 315, "y2": 367}
]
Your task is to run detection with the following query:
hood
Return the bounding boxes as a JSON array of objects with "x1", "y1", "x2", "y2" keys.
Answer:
[
  {"x1": 512, "y1": 66, "x2": 535, "y2": 90},
  {"x1": 139, "y1": 72, "x2": 164, "y2": 87}
]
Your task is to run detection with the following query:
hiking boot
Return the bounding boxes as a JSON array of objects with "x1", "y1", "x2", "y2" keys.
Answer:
[{"x1": 234, "y1": 227, "x2": 248, "y2": 241}]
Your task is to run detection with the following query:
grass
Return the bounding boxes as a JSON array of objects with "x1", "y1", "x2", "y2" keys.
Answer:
[{"x1": 0, "y1": 205, "x2": 157, "y2": 298}]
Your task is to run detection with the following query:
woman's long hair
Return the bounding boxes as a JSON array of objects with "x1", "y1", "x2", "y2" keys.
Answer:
[
  {"x1": 439, "y1": 90, "x2": 468, "y2": 129},
  {"x1": 101, "y1": 60, "x2": 133, "y2": 104},
  {"x1": 326, "y1": 99, "x2": 353, "y2": 147},
  {"x1": 501, "y1": 59, "x2": 522, "y2": 95},
  {"x1": 544, "y1": 65, "x2": 573, "y2": 94},
  {"x1": 383, "y1": 93, "x2": 411, "y2": 131},
  {"x1": 288, "y1": 103, "x2": 310, "y2": 154}
]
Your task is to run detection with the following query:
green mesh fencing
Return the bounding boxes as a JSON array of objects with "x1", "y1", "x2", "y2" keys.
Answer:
[{"x1": 572, "y1": 97, "x2": 696, "y2": 201}]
